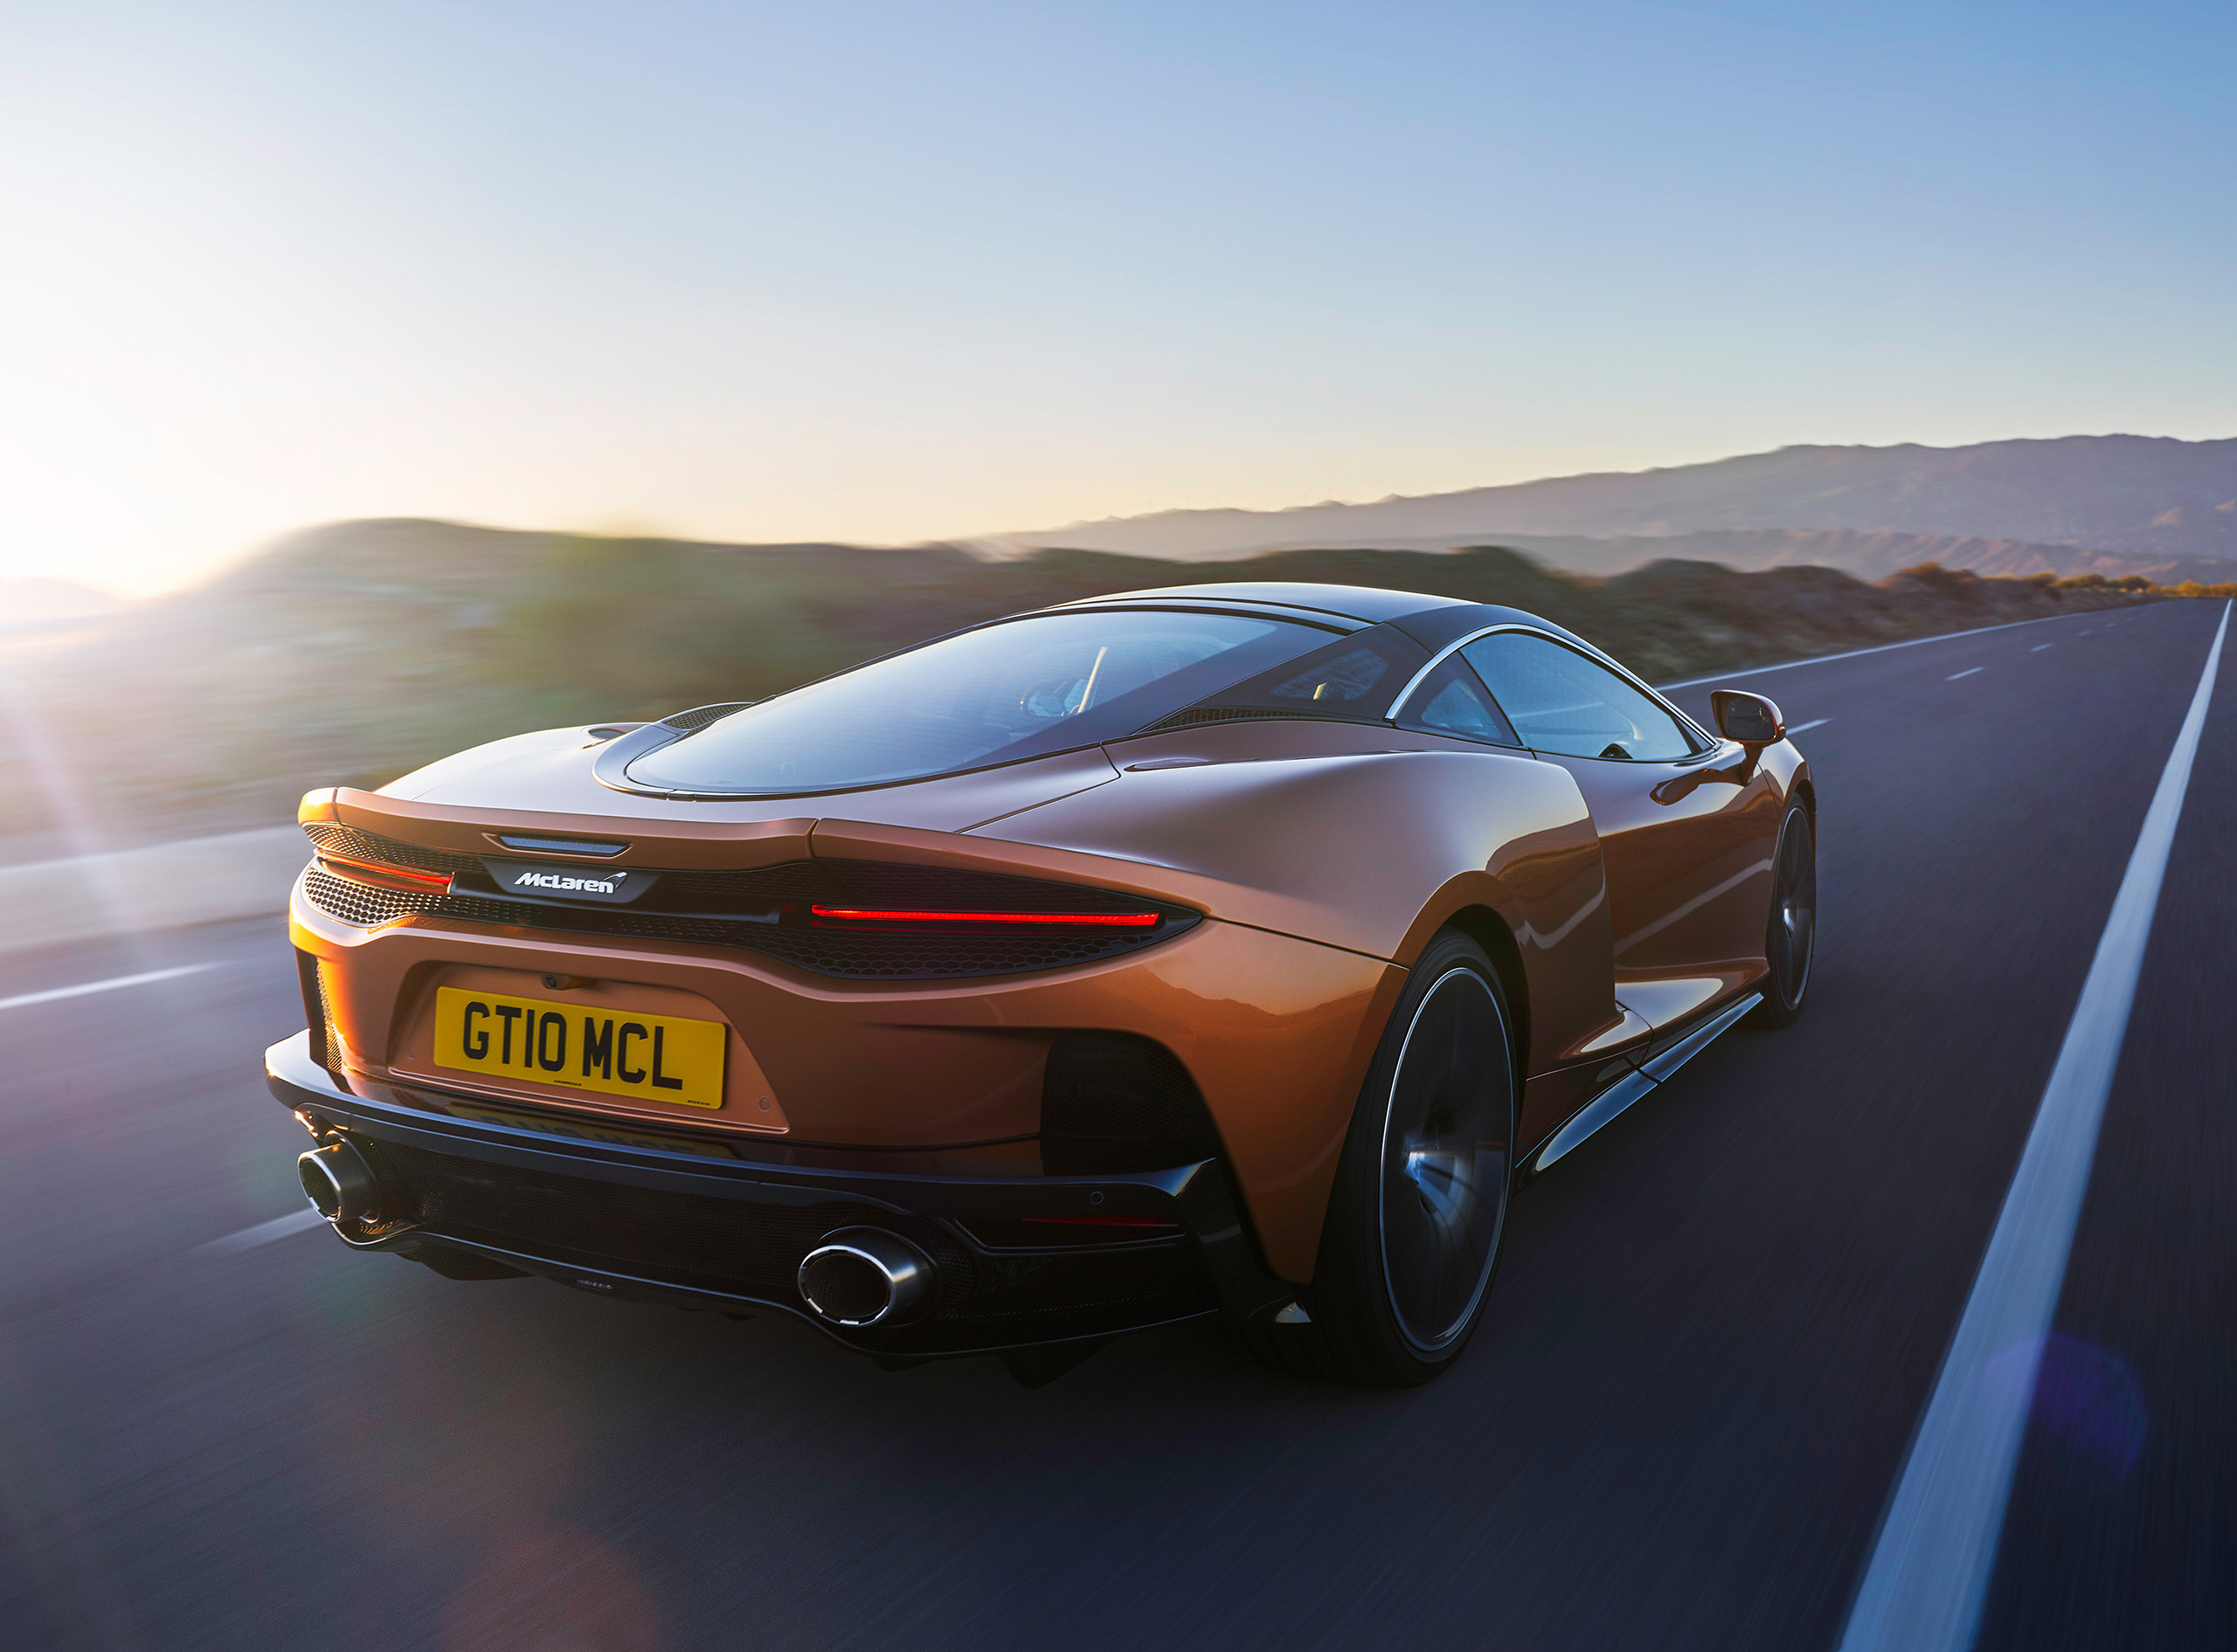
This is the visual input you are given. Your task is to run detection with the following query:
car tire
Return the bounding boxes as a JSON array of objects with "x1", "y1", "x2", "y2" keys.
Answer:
[
  {"x1": 1245, "y1": 931, "x2": 1518, "y2": 1386},
  {"x1": 1749, "y1": 799, "x2": 1816, "y2": 1028}
]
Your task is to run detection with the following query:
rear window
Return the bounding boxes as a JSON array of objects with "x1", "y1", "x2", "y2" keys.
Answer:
[
  {"x1": 1177, "y1": 625, "x2": 1430, "y2": 721},
  {"x1": 624, "y1": 608, "x2": 1333, "y2": 794}
]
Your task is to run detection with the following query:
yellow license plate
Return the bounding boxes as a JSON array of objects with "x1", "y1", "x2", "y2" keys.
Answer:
[{"x1": 431, "y1": 986, "x2": 728, "y2": 1109}]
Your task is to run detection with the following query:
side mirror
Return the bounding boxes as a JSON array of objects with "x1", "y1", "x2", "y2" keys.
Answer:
[{"x1": 1711, "y1": 689, "x2": 1785, "y2": 746}]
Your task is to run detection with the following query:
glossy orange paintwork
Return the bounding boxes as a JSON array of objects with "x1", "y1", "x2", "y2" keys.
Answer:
[
  {"x1": 1539, "y1": 745, "x2": 1783, "y2": 1002},
  {"x1": 290, "y1": 587, "x2": 1812, "y2": 1285},
  {"x1": 294, "y1": 886, "x2": 1397, "y2": 1278}
]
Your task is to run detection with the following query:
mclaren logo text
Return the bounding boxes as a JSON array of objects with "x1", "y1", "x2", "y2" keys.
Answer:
[{"x1": 513, "y1": 870, "x2": 627, "y2": 894}]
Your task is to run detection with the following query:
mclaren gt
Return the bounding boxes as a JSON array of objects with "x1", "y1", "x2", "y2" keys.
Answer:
[{"x1": 271, "y1": 582, "x2": 1814, "y2": 1386}]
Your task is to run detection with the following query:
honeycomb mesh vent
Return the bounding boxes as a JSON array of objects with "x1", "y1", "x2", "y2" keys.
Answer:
[
  {"x1": 1139, "y1": 706, "x2": 1333, "y2": 733},
  {"x1": 659, "y1": 702, "x2": 756, "y2": 731},
  {"x1": 304, "y1": 823, "x2": 478, "y2": 875}
]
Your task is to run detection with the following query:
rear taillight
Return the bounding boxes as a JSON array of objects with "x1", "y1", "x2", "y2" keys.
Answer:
[
  {"x1": 808, "y1": 906, "x2": 1159, "y2": 927},
  {"x1": 315, "y1": 851, "x2": 454, "y2": 895}
]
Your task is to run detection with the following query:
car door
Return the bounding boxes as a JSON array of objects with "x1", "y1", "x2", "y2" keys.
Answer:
[{"x1": 1457, "y1": 630, "x2": 1782, "y2": 1026}]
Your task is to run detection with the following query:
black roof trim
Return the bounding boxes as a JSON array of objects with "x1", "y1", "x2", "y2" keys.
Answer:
[
  {"x1": 1388, "y1": 602, "x2": 1603, "y2": 656},
  {"x1": 1053, "y1": 582, "x2": 1469, "y2": 626}
]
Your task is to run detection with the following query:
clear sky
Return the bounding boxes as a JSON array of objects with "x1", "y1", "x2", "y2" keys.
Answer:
[{"x1": 3, "y1": 1, "x2": 2232, "y2": 594}]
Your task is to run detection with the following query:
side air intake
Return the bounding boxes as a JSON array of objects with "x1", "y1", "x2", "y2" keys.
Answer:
[{"x1": 1040, "y1": 1033, "x2": 1222, "y2": 1174}]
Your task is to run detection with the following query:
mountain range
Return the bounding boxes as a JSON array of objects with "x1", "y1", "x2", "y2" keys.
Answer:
[{"x1": 970, "y1": 434, "x2": 2237, "y2": 581}]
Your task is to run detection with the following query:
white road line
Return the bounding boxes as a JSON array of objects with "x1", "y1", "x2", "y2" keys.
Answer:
[
  {"x1": 1946, "y1": 667, "x2": 1984, "y2": 681},
  {"x1": 1839, "y1": 600, "x2": 2230, "y2": 1652},
  {"x1": 2030, "y1": 645, "x2": 2053, "y2": 653},
  {"x1": 0, "y1": 963, "x2": 218, "y2": 1013},
  {"x1": 1791, "y1": 718, "x2": 1830, "y2": 733},
  {"x1": 193, "y1": 1206, "x2": 327, "y2": 1255},
  {"x1": 1656, "y1": 609, "x2": 2126, "y2": 689}
]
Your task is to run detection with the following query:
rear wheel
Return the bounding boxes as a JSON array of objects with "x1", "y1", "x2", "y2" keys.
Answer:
[
  {"x1": 1750, "y1": 799, "x2": 1816, "y2": 1028},
  {"x1": 1250, "y1": 932, "x2": 1517, "y2": 1386}
]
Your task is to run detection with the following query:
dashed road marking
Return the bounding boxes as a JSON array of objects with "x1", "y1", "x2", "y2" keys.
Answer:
[
  {"x1": 0, "y1": 964, "x2": 218, "y2": 1014},
  {"x1": 2030, "y1": 645, "x2": 2053, "y2": 653},
  {"x1": 1946, "y1": 667, "x2": 1984, "y2": 681},
  {"x1": 1791, "y1": 719, "x2": 1830, "y2": 733},
  {"x1": 1657, "y1": 610, "x2": 2114, "y2": 688}
]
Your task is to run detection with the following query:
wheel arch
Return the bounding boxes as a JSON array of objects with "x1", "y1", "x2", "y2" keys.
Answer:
[{"x1": 1437, "y1": 905, "x2": 1531, "y2": 1086}]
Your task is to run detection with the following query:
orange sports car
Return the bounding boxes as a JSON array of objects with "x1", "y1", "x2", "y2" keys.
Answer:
[{"x1": 272, "y1": 581, "x2": 1814, "y2": 1386}]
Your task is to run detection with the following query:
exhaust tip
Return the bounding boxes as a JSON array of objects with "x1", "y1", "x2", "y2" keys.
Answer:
[
  {"x1": 798, "y1": 1229, "x2": 936, "y2": 1328},
  {"x1": 298, "y1": 1139, "x2": 382, "y2": 1226}
]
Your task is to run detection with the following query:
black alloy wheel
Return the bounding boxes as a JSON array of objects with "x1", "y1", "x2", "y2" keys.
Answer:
[
  {"x1": 1255, "y1": 931, "x2": 1517, "y2": 1386},
  {"x1": 1750, "y1": 799, "x2": 1816, "y2": 1027}
]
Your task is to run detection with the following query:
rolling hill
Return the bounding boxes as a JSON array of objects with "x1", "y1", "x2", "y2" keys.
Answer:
[
  {"x1": 972, "y1": 435, "x2": 2237, "y2": 574},
  {"x1": 0, "y1": 520, "x2": 2169, "y2": 854}
]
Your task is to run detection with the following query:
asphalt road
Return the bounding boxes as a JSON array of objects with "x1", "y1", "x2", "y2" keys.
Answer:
[{"x1": 3, "y1": 598, "x2": 2229, "y2": 1652}]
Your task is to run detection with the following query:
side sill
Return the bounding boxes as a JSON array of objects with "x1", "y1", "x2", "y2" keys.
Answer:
[{"x1": 1525, "y1": 991, "x2": 1762, "y2": 1176}]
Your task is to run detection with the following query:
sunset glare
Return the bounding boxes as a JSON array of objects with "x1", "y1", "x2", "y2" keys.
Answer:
[{"x1": 3, "y1": 0, "x2": 2232, "y2": 594}]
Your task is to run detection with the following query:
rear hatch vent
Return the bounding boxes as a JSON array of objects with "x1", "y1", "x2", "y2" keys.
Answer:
[
  {"x1": 658, "y1": 702, "x2": 755, "y2": 731},
  {"x1": 491, "y1": 833, "x2": 627, "y2": 857}
]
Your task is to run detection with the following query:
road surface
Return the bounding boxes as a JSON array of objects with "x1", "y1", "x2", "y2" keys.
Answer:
[{"x1": 3, "y1": 599, "x2": 2228, "y2": 1652}]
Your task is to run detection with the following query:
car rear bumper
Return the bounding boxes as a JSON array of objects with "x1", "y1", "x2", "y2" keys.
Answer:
[{"x1": 267, "y1": 1032, "x2": 1297, "y2": 1358}]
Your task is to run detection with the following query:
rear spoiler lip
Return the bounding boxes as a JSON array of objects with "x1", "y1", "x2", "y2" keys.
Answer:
[{"x1": 329, "y1": 786, "x2": 818, "y2": 871}]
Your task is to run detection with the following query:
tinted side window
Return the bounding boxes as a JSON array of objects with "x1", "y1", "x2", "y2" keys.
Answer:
[
  {"x1": 1396, "y1": 656, "x2": 1520, "y2": 746},
  {"x1": 1461, "y1": 632, "x2": 1696, "y2": 761}
]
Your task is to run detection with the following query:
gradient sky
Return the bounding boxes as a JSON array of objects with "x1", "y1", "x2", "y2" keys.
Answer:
[{"x1": 3, "y1": 1, "x2": 2232, "y2": 594}]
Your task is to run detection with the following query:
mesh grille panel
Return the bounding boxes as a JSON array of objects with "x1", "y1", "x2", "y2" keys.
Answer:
[
  {"x1": 660, "y1": 702, "x2": 755, "y2": 730},
  {"x1": 302, "y1": 867, "x2": 469, "y2": 926},
  {"x1": 312, "y1": 957, "x2": 350, "y2": 1080},
  {"x1": 1140, "y1": 706, "x2": 1332, "y2": 732},
  {"x1": 304, "y1": 824, "x2": 478, "y2": 875}
]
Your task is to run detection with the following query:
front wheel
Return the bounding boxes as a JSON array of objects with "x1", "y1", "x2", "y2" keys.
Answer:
[
  {"x1": 1258, "y1": 932, "x2": 1518, "y2": 1386},
  {"x1": 1750, "y1": 799, "x2": 1816, "y2": 1027}
]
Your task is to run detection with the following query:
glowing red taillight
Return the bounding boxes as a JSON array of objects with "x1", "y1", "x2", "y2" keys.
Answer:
[
  {"x1": 316, "y1": 853, "x2": 454, "y2": 895},
  {"x1": 808, "y1": 906, "x2": 1159, "y2": 928}
]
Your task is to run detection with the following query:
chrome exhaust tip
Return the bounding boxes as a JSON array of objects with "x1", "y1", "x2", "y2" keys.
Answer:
[
  {"x1": 797, "y1": 1229, "x2": 936, "y2": 1328},
  {"x1": 298, "y1": 1139, "x2": 382, "y2": 1226}
]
